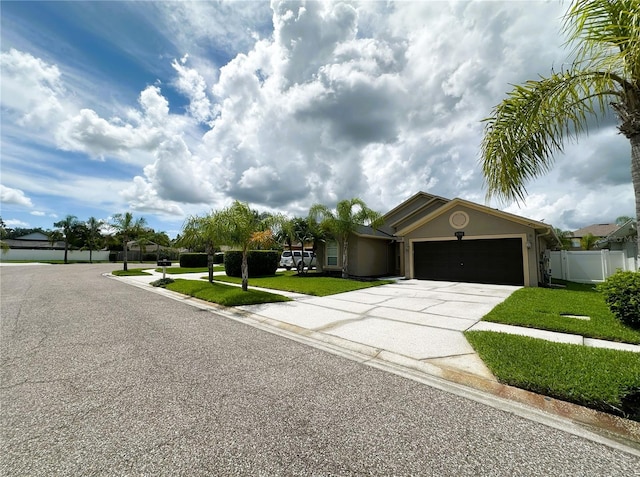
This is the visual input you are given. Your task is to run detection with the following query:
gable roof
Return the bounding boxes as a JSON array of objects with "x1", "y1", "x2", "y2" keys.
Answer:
[
  {"x1": 396, "y1": 197, "x2": 554, "y2": 236},
  {"x1": 572, "y1": 223, "x2": 619, "y2": 238}
]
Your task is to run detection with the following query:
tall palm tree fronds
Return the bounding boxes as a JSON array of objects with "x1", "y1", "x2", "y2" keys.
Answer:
[
  {"x1": 308, "y1": 198, "x2": 382, "y2": 279},
  {"x1": 111, "y1": 212, "x2": 146, "y2": 271},
  {"x1": 481, "y1": 0, "x2": 640, "y2": 227},
  {"x1": 53, "y1": 215, "x2": 80, "y2": 264}
]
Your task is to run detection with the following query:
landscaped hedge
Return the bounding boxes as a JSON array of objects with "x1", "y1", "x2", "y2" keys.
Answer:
[
  {"x1": 224, "y1": 250, "x2": 279, "y2": 278},
  {"x1": 179, "y1": 253, "x2": 208, "y2": 268},
  {"x1": 598, "y1": 270, "x2": 640, "y2": 330},
  {"x1": 213, "y1": 252, "x2": 224, "y2": 264}
]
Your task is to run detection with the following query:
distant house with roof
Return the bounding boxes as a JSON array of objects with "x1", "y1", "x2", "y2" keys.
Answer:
[
  {"x1": 2, "y1": 232, "x2": 65, "y2": 250},
  {"x1": 569, "y1": 223, "x2": 620, "y2": 250},
  {"x1": 594, "y1": 219, "x2": 638, "y2": 258}
]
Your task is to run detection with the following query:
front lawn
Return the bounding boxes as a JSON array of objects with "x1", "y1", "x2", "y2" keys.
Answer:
[
  {"x1": 111, "y1": 268, "x2": 153, "y2": 276},
  {"x1": 155, "y1": 266, "x2": 225, "y2": 274},
  {"x1": 213, "y1": 271, "x2": 394, "y2": 296},
  {"x1": 166, "y1": 279, "x2": 291, "y2": 306},
  {"x1": 481, "y1": 281, "x2": 640, "y2": 344},
  {"x1": 465, "y1": 331, "x2": 640, "y2": 421}
]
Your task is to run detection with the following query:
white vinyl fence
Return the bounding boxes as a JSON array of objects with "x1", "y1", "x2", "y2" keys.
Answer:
[
  {"x1": 549, "y1": 250, "x2": 635, "y2": 283},
  {"x1": 0, "y1": 249, "x2": 110, "y2": 262}
]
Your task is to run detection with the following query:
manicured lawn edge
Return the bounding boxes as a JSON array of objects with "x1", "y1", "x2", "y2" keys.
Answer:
[
  {"x1": 212, "y1": 271, "x2": 394, "y2": 296},
  {"x1": 165, "y1": 279, "x2": 291, "y2": 306},
  {"x1": 111, "y1": 268, "x2": 152, "y2": 276},
  {"x1": 154, "y1": 266, "x2": 225, "y2": 274},
  {"x1": 465, "y1": 331, "x2": 640, "y2": 421},
  {"x1": 481, "y1": 282, "x2": 640, "y2": 344}
]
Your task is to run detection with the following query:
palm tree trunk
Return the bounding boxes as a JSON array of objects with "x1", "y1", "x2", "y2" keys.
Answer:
[
  {"x1": 341, "y1": 238, "x2": 349, "y2": 279},
  {"x1": 241, "y1": 250, "x2": 248, "y2": 291},
  {"x1": 631, "y1": 134, "x2": 640, "y2": 267},
  {"x1": 64, "y1": 240, "x2": 68, "y2": 264}
]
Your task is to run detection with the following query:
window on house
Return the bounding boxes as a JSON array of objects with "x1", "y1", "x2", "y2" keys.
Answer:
[{"x1": 327, "y1": 241, "x2": 338, "y2": 266}]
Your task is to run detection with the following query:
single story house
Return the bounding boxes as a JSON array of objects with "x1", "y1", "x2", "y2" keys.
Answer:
[
  {"x1": 3, "y1": 232, "x2": 66, "y2": 250},
  {"x1": 315, "y1": 192, "x2": 559, "y2": 287}
]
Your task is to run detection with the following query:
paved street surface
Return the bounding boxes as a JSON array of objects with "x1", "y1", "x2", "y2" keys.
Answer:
[{"x1": 1, "y1": 264, "x2": 638, "y2": 475}]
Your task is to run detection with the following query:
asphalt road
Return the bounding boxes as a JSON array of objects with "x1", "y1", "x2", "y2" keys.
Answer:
[{"x1": 1, "y1": 263, "x2": 638, "y2": 476}]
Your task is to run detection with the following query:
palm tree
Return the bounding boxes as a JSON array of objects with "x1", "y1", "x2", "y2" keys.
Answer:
[
  {"x1": 178, "y1": 212, "x2": 222, "y2": 283},
  {"x1": 581, "y1": 232, "x2": 599, "y2": 250},
  {"x1": 85, "y1": 217, "x2": 104, "y2": 263},
  {"x1": 110, "y1": 212, "x2": 146, "y2": 271},
  {"x1": 308, "y1": 198, "x2": 382, "y2": 279},
  {"x1": 217, "y1": 201, "x2": 273, "y2": 291},
  {"x1": 53, "y1": 215, "x2": 79, "y2": 264},
  {"x1": 481, "y1": 0, "x2": 640, "y2": 230}
]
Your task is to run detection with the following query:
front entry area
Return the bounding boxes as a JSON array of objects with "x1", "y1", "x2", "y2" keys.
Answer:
[{"x1": 413, "y1": 238, "x2": 525, "y2": 286}]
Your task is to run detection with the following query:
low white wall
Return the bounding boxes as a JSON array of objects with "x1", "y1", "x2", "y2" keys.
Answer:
[
  {"x1": 550, "y1": 250, "x2": 631, "y2": 283},
  {"x1": 1, "y1": 249, "x2": 111, "y2": 262}
]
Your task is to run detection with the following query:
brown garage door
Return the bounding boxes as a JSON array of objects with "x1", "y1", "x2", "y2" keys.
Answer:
[{"x1": 413, "y1": 238, "x2": 524, "y2": 285}]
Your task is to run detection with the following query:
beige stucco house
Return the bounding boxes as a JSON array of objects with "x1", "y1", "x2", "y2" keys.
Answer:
[{"x1": 315, "y1": 192, "x2": 559, "y2": 287}]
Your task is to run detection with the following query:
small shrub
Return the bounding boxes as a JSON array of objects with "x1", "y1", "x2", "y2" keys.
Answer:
[
  {"x1": 179, "y1": 253, "x2": 208, "y2": 268},
  {"x1": 224, "y1": 250, "x2": 279, "y2": 277},
  {"x1": 598, "y1": 271, "x2": 640, "y2": 329},
  {"x1": 150, "y1": 277, "x2": 175, "y2": 287},
  {"x1": 109, "y1": 252, "x2": 117, "y2": 262},
  {"x1": 142, "y1": 253, "x2": 158, "y2": 261}
]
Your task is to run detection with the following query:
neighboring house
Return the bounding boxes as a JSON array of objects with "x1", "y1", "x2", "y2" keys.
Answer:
[
  {"x1": 2, "y1": 232, "x2": 66, "y2": 250},
  {"x1": 569, "y1": 223, "x2": 619, "y2": 250},
  {"x1": 594, "y1": 219, "x2": 638, "y2": 258},
  {"x1": 315, "y1": 192, "x2": 559, "y2": 287}
]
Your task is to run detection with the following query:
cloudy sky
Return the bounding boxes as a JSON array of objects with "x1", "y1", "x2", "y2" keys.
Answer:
[{"x1": 1, "y1": 0, "x2": 634, "y2": 237}]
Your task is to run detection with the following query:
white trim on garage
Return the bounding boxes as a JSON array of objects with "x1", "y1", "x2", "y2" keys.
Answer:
[{"x1": 409, "y1": 233, "x2": 530, "y2": 286}]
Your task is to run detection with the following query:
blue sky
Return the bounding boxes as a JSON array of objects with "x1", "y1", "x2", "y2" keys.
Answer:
[{"x1": 1, "y1": 1, "x2": 635, "y2": 238}]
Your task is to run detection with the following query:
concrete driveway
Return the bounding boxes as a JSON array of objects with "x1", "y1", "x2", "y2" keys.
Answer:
[{"x1": 237, "y1": 279, "x2": 521, "y2": 379}]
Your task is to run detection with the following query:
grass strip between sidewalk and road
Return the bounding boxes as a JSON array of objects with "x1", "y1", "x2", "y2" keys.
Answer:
[
  {"x1": 166, "y1": 279, "x2": 291, "y2": 306},
  {"x1": 212, "y1": 271, "x2": 394, "y2": 296},
  {"x1": 481, "y1": 281, "x2": 640, "y2": 344},
  {"x1": 112, "y1": 268, "x2": 153, "y2": 276},
  {"x1": 465, "y1": 331, "x2": 640, "y2": 421},
  {"x1": 154, "y1": 266, "x2": 225, "y2": 274}
]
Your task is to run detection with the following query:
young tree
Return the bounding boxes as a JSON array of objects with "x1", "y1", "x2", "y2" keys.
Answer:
[
  {"x1": 178, "y1": 212, "x2": 222, "y2": 283},
  {"x1": 217, "y1": 201, "x2": 274, "y2": 291},
  {"x1": 554, "y1": 228, "x2": 573, "y2": 250},
  {"x1": 85, "y1": 217, "x2": 104, "y2": 263},
  {"x1": 110, "y1": 212, "x2": 146, "y2": 271},
  {"x1": 308, "y1": 198, "x2": 382, "y2": 279},
  {"x1": 53, "y1": 215, "x2": 80, "y2": 264},
  {"x1": 581, "y1": 232, "x2": 598, "y2": 250},
  {"x1": 481, "y1": 0, "x2": 640, "y2": 240}
]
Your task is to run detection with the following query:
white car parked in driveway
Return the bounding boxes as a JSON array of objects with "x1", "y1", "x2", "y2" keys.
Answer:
[{"x1": 280, "y1": 250, "x2": 315, "y2": 271}]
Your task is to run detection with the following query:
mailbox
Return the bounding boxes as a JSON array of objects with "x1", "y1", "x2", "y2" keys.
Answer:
[{"x1": 157, "y1": 259, "x2": 172, "y2": 267}]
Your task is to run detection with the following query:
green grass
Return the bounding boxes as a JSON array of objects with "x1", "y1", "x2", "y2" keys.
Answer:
[
  {"x1": 212, "y1": 271, "x2": 394, "y2": 296},
  {"x1": 465, "y1": 331, "x2": 640, "y2": 420},
  {"x1": 166, "y1": 279, "x2": 291, "y2": 306},
  {"x1": 481, "y1": 281, "x2": 640, "y2": 344},
  {"x1": 111, "y1": 268, "x2": 153, "y2": 276},
  {"x1": 155, "y1": 266, "x2": 225, "y2": 274}
]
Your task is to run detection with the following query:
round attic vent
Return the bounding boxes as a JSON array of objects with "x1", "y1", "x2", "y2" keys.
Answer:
[{"x1": 449, "y1": 211, "x2": 469, "y2": 229}]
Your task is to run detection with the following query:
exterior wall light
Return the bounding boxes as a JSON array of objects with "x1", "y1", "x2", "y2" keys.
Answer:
[{"x1": 455, "y1": 231, "x2": 465, "y2": 241}]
